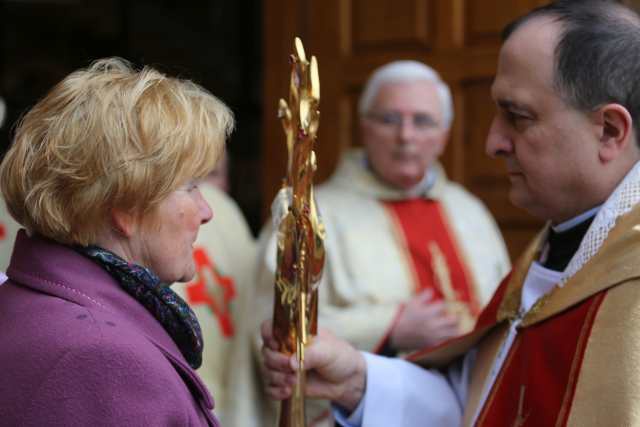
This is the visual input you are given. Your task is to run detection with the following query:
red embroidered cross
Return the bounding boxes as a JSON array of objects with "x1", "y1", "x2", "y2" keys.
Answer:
[{"x1": 186, "y1": 247, "x2": 237, "y2": 337}]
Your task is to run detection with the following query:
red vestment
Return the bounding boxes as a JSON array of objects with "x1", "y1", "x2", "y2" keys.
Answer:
[{"x1": 409, "y1": 206, "x2": 640, "y2": 426}]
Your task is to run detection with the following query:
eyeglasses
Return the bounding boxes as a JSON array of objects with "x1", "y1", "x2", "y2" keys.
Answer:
[{"x1": 365, "y1": 111, "x2": 441, "y2": 132}]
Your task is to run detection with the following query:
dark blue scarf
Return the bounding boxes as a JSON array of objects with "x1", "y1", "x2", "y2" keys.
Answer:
[{"x1": 76, "y1": 245, "x2": 203, "y2": 369}]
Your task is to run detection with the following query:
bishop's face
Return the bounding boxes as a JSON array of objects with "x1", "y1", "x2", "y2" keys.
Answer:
[{"x1": 486, "y1": 16, "x2": 604, "y2": 224}]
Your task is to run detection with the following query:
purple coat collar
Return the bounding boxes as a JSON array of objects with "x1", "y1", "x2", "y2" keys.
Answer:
[{"x1": 7, "y1": 230, "x2": 216, "y2": 417}]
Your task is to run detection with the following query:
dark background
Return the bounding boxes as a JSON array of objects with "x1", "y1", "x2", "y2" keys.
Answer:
[{"x1": 0, "y1": 0, "x2": 263, "y2": 233}]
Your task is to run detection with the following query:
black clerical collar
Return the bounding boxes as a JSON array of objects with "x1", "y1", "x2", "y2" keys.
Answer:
[{"x1": 542, "y1": 208, "x2": 600, "y2": 272}]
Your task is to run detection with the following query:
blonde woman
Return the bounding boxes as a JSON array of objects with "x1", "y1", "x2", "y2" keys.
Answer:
[{"x1": 0, "y1": 58, "x2": 233, "y2": 426}]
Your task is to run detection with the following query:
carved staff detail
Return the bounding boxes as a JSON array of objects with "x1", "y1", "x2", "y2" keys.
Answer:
[{"x1": 272, "y1": 37, "x2": 325, "y2": 427}]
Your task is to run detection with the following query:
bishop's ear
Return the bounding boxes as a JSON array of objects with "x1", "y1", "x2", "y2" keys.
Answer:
[{"x1": 596, "y1": 103, "x2": 633, "y2": 163}]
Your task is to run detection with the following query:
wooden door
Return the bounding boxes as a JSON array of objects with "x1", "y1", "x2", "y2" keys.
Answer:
[{"x1": 263, "y1": 0, "x2": 550, "y2": 260}]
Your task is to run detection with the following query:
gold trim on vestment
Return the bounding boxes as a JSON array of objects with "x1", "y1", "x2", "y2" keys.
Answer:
[
  {"x1": 522, "y1": 207, "x2": 640, "y2": 327},
  {"x1": 554, "y1": 293, "x2": 602, "y2": 427},
  {"x1": 461, "y1": 322, "x2": 511, "y2": 426},
  {"x1": 474, "y1": 334, "x2": 524, "y2": 426},
  {"x1": 436, "y1": 202, "x2": 482, "y2": 317},
  {"x1": 429, "y1": 241, "x2": 475, "y2": 332},
  {"x1": 492, "y1": 206, "x2": 640, "y2": 329},
  {"x1": 497, "y1": 228, "x2": 548, "y2": 322},
  {"x1": 565, "y1": 283, "x2": 640, "y2": 426}
]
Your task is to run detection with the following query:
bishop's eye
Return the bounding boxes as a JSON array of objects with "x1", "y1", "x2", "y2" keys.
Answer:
[{"x1": 505, "y1": 110, "x2": 532, "y2": 126}]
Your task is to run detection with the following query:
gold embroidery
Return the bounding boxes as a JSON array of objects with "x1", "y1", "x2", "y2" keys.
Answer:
[
  {"x1": 429, "y1": 241, "x2": 474, "y2": 332},
  {"x1": 513, "y1": 385, "x2": 530, "y2": 427},
  {"x1": 523, "y1": 286, "x2": 556, "y2": 321},
  {"x1": 498, "y1": 227, "x2": 549, "y2": 322},
  {"x1": 475, "y1": 336, "x2": 523, "y2": 426},
  {"x1": 554, "y1": 294, "x2": 604, "y2": 426}
]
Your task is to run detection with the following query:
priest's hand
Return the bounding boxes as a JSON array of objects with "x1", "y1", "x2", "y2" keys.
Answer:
[
  {"x1": 260, "y1": 320, "x2": 367, "y2": 413},
  {"x1": 390, "y1": 289, "x2": 461, "y2": 352}
]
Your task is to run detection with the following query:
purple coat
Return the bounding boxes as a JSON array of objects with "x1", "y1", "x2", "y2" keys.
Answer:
[{"x1": 0, "y1": 231, "x2": 220, "y2": 426}]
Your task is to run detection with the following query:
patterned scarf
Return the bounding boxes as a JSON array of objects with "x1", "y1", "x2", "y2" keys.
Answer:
[{"x1": 76, "y1": 245, "x2": 203, "y2": 369}]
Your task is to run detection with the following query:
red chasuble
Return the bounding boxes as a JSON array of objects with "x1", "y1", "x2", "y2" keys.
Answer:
[{"x1": 383, "y1": 199, "x2": 480, "y2": 314}]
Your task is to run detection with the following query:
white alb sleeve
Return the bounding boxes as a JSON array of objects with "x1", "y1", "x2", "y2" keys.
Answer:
[{"x1": 335, "y1": 351, "x2": 475, "y2": 427}]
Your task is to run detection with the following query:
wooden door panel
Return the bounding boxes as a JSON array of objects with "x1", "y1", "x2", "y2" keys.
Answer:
[
  {"x1": 465, "y1": 0, "x2": 532, "y2": 45},
  {"x1": 349, "y1": 0, "x2": 434, "y2": 51}
]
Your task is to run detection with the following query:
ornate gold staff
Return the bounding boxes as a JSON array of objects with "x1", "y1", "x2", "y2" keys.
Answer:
[{"x1": 272, "y1": 37, "x2": 325, "y2": 427}]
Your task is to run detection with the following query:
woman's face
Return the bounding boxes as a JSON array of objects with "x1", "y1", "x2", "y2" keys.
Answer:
[{"x1": 135, "y1": 181, "x2": 213, "y2": 283}]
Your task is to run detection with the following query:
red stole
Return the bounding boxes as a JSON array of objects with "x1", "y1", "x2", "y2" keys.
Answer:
[
  {"x1": 384, "y1": 199, "x2": 479, "y2": 314},
  {"x1": 475, "y1": 290, "x2": 605, "y2": 426}
]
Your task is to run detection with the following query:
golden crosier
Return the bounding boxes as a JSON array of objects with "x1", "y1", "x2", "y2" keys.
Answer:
[{"x1": 272, "y1": 37, "x2": 325, "y2": 427}]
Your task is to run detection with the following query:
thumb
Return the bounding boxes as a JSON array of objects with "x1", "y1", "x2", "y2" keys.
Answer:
[
  {"x1": 290, "y1": 352, "x2": 319, "y2": 373},
  {"x1": 290, "y1": 336, "x2": 332, "y2": 372},
  {"x1": 290, "y1": 354, "x2": 301, "y2": 371}
]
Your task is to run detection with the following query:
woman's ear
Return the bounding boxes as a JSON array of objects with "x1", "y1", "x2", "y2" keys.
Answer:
[
  {"x1": 596, "y1": 103, "x2": 633, "y2": 163},
  {"x1": 110, "y1": 208, "x2": 137, "y2": 238}
]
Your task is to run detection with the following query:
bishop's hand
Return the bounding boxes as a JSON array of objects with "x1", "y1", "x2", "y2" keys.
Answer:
[{"x1": 260, "y1": 319, "x2": 367, "y2": 414}]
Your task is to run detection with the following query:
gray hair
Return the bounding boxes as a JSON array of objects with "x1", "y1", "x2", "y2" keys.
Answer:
[{"x1": 357, "y1": 60, "x2": 454, "y2": 129}]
